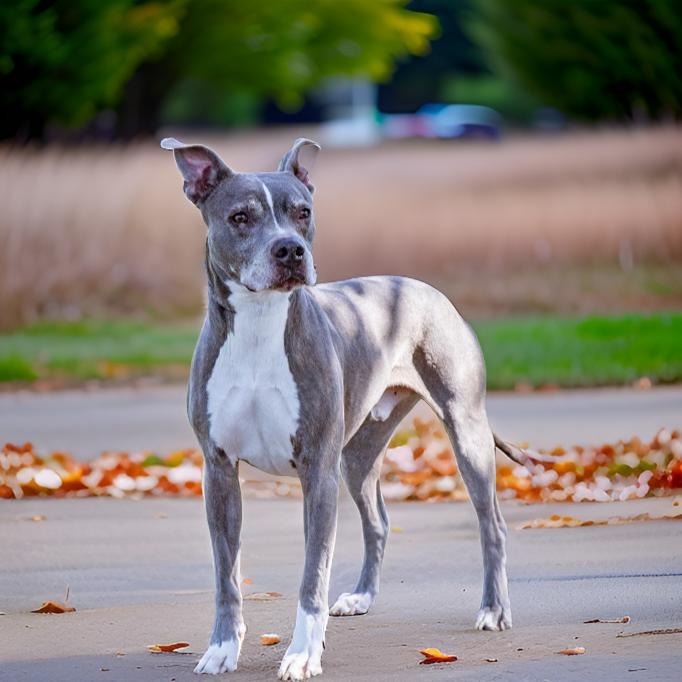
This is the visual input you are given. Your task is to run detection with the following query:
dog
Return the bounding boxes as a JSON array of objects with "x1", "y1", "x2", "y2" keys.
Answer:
[{"x1": 161, "y1": 137, "x2": 514, "y2": 680}]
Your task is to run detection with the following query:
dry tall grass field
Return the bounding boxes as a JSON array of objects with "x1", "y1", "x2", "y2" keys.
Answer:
[{"x1": 1, "y1": 126, "x2": 681, "y2": 328}]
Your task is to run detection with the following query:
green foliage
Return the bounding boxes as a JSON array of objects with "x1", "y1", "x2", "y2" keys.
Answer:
[
  {"x1": 162, "y1": 80, "x2": 261, "y2": 127},
  {"x1": 471, "y1": 1, "x2": 682, "y2": 121},
  {"x1": 1, "y1": 0, "x2": 438, "y2": 137},
  {"x1": 0, "y1": 355, "x2": 36, "y2": 382},
  {"x1": 161, "y1": 0, "x2": 438, "y2": 110},
  {"x1": 0, "y1": 0, "x2": 183, "y2": 137}
]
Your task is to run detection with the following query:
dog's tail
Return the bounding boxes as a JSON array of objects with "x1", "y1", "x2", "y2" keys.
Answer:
[{"x1": 493, "y1": 433, "x2": 556, "y2": 466}]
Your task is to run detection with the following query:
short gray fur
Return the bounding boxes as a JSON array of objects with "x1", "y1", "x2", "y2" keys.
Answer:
[{"x1": 161, "y1": 137, "x2": 513, "y2": 680}]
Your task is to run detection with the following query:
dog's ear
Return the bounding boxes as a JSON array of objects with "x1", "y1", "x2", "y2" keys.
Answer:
[
  {"x1": 277, "y1": 138, "x2": 320, "y2": 193},
  {"x1": 161, "y1": 137, "x2": 233, "y2": 205}
]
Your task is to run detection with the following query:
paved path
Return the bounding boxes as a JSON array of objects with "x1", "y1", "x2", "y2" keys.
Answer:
[
  {"x1": 1, "y1": 496, "x2": 681, "y2": 681},
  {"x1": 1, "y1": 385, "x2": 681, "y2": 457}
]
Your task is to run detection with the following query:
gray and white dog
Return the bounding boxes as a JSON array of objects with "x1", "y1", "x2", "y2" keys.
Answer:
[{"x1": 161, "y1": 137, "x2": 515, "y2": 681}]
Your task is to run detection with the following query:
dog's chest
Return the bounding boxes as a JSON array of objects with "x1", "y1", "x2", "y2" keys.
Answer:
[{"x1": 206, "y1": 293, "x2": 300, "y2": 476}]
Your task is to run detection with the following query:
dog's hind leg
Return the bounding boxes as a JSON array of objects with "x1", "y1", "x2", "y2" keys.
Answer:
[
  {"x1": 330, "y1": 391, "x2": 419, "y2": 617},
  {"x1": 414, "y1": 329, "x2": 512, "y2": 631},
  {"x1": 443, "y1": 404, "x2": 511, "y2": 630}
]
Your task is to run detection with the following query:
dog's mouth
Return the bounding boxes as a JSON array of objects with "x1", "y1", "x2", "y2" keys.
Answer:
[
  {"x1": 273, "y1": 271, "x2": 306, "y2": 292},
  {"x1": 273, "y1": 275, "x2": 305, "y2": 291}
]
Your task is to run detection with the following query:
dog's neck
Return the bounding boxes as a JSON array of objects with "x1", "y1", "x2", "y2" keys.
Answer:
[
  {"x1": 204, "y1": 244, "x2": 232, "y2": 310},
  {"x1": 205, "y1": 245, "x2": 299, "y2": 334}
]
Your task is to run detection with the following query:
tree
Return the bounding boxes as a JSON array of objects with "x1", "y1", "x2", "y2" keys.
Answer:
[
  {"x1": 0, "y1": 0, "x2": 184, "y2": 141},
  {"x1": 119, "y1": 0, "x2": 439, "y2": 136},
  {"x1": 471, "y1": 0, "x2": 682, "y2": 121}
]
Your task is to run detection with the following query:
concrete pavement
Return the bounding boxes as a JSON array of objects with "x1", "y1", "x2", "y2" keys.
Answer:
[
  {"x1": 2, "y1": 385, "x2": 681, "y2": 679},
  {"x1": 1, "y1": 495, "x2": 681, "y2": 681},
  {"x1": 1, "y1": 385, "x2": 681, "y2": 457}
]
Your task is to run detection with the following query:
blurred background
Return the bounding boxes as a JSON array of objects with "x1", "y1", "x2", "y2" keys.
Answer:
[{"x1": 1, "y1": 0, "x2": 681, "y2": 390}]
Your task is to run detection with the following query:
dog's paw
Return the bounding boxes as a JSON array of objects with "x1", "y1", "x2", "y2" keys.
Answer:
[
  {"x1": 194, "y1": 639, "x2": 240, "y2": 674},
  {"x1": 278, "y1": 604, "x2": 325, "y2": 681},
  {"x1": 278, "y1": 651, "x2": 322, "y2": 681},
  {"x1": 475, "y1": 604, "x2": 512, "y2": 631},
  {"x1": 329, "y1": 592, "x2": 372, "y2": 616}
]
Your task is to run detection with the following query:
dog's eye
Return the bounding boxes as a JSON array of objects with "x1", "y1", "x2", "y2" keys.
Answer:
[
  {"x1": 231, "y1": 212, "x2": 248, "y2": 225},
  {"x1": 298, "y1": 207, "x2": 311, "y2": 220}
]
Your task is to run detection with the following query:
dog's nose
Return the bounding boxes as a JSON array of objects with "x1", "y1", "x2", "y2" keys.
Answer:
[{"x1": 271, "y1": 238, "x2": 305, "y2": 265}]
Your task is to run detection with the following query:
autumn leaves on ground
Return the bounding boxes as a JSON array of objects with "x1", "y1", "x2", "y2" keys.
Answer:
[{"x1": 3, "y1": 417, "x2": 682, "y2": 511}]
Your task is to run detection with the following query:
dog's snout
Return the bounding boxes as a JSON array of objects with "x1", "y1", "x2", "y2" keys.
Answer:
[{"x1": 272, "y1": 238, "x2": 305, "y2": 265}]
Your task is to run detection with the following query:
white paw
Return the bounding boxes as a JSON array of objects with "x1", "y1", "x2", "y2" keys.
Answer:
[
  {"x1": 278, "y1": 604, "x2": 326, "y2": 681},
  {"x1": 278, "y1": 651, "x2": 322, "y2": 681},
  {"x1": 194, "y1": 639, "x2": 241, "y2": 674},
  {"x1": 475, "y1": 604, "x2": 512, "y2": 631},
  {"x1": 329, "y1": 592, "x2": 372, "y2": 616}
]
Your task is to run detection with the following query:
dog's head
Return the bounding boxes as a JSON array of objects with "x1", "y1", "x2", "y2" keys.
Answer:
[{"x1": 161, "y1": 137, "x2": 320, "y2": 293}]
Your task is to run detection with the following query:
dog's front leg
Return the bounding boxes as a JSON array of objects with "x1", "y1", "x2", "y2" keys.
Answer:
[
  {"x1": 278, "y1": 457, "x2": 340, "y2": 681},
  {"x1": 195, "y1": 453, "x2": 245, "y2": 674}
]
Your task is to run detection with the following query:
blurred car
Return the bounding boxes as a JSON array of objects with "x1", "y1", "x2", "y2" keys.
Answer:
[{"x1": 381, "y1": 103, "x2": 502, "y2": 141}]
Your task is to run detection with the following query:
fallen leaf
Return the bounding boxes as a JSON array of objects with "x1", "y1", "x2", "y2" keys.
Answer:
[
  {"x1": 260, "y1": 634, "x2": 281, "y2": 646},
  {"x1": 617, "y1": 628, "x2": 682, "y2": 638},
  {"x1": 419, "y1": 647, "x2": 458, "y2": 664},
  {"x1": 146, "y1": 642, "x2": 189, "y2": 653},
  {"x1": 485, "y1": 657, "x2": 498, "y2": 663},
  {"x1": 391, "y1": 526, "x2": 403, "y2": 533},
  {"x1": 100, "y1": 667, "x2": 110, "y2": 672},
  {"x1": 31, "y1": 601, "x2": 75, "y2": 614},
  {"x1": 584, "y1": 616, "x2": 630, "y2": 624},
  {"x1": 242, "y1": 578, "x2": 253, "y2": 585},
  {"x1": 519, "y1": 513, "x2": 682, "y2": 530},
  {"x1": 28, "y1": 515, "x2": 46, "y2": 522},
  {"x1": 244, "y1": 591, "x2": 282, "y2": 601},
  {"x1": 558, "y1": 647, "x2": 586, "y2": 655}
]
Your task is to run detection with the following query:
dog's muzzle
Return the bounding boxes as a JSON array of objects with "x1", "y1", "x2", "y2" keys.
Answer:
[{"x1": 271, "y1": 237, "x2": 309, "y2": 291}]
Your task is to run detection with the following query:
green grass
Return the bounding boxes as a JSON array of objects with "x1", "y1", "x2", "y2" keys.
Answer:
[
  {"x1": 0, "y1": 319, "x2": 197, "y2": 382},
  {"x1": 476, "y1": 313, "x2": 682, "y2": 389},
  {"x1": 0, "y1": 314, "x2": 680, "y2": 389}
]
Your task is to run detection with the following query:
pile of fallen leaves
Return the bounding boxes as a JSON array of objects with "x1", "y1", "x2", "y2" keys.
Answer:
[
  {"x1": 381, "y1": 418, "x2": 682, "y2": 503},
  {"x1": 2, "y1": 418, "x2": 681, "y2": 502},
  {"x1": 0, "y1": 444, "x2": 204, "y2": 500},
  {"x1": 0, "y1": 442, "x2": 300, "y2": 500}
]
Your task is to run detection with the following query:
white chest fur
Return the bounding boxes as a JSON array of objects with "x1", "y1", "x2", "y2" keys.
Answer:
[{"x1": 206, "y1": 289, "x2": 300, "y2": 476}]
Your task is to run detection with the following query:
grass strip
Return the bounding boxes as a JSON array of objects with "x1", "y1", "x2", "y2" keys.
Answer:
[{"x1": 0, "y1": 313, "x2": 680, "y2": 389}]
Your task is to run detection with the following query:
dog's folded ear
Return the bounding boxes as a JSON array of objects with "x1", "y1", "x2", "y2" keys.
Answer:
[
  {"x1": 161, "y1": 138, "x2": 233, "y2": 205},
  {"x1": 277, "y1": 138, "x2": 320, "y2": 193}
]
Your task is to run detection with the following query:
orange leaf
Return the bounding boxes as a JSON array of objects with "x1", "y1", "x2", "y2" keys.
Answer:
[
  {"x1": 557, "y1": 647, "x2": 585, "y2": 655},
  {"x1": 419, "y1": 647, "x2": 458, "y2": 664},
  {"x1": 31, "y1": 600, "x2": 75, "y2": 614},
  {"x1": 242, "y1": 578, "x2": 253, "y2": 585},
  {"x1": 244, "y1": 591, "x2": 283, "y2": 601},
  {"x1": 146, "y1": 642, "x2": 189, "y2": 653},
  {"x1": 259, "y1": 634, "x2": 281, "y2": 646}
]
